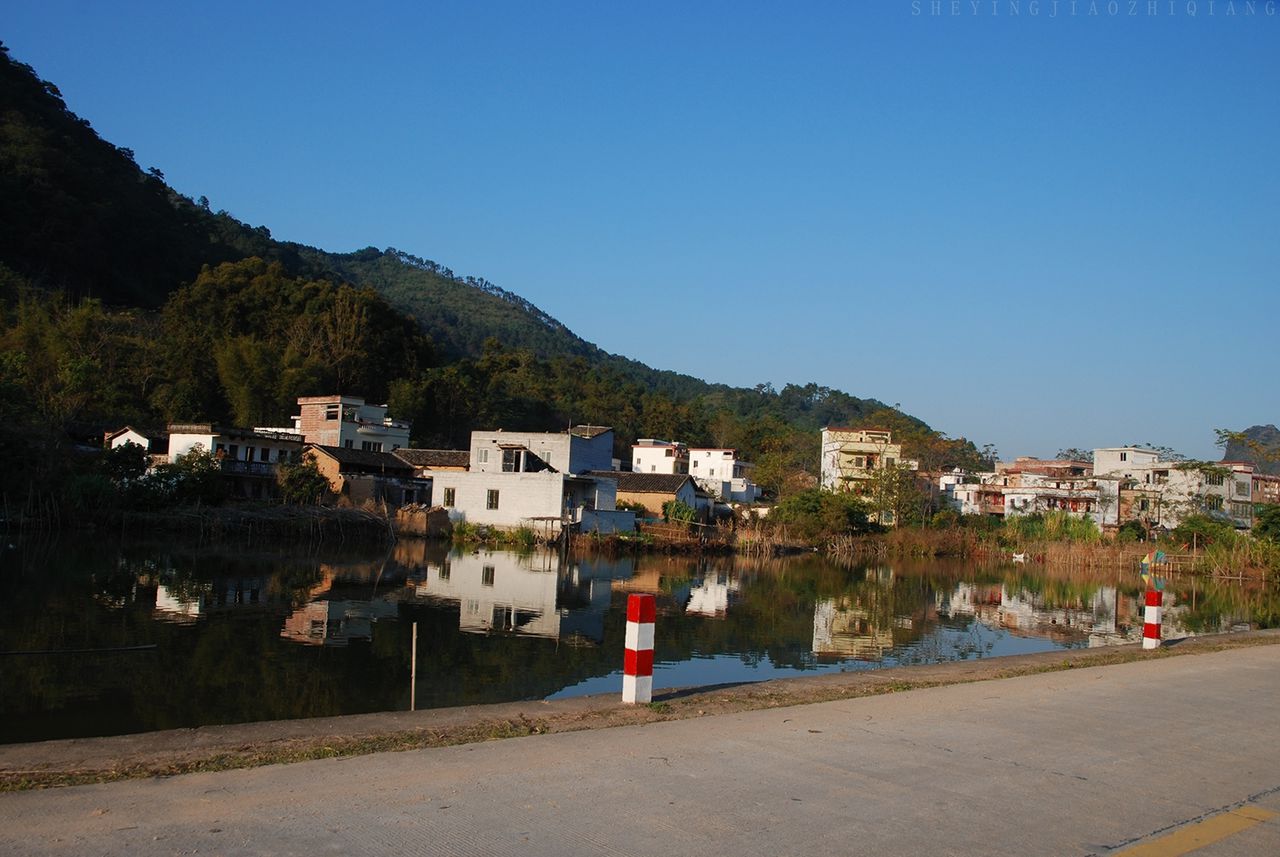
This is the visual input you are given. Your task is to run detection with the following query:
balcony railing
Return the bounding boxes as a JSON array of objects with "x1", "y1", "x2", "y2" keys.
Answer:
[{"x1": 220, "y1": 460, "x2": 278, "y2": 478}]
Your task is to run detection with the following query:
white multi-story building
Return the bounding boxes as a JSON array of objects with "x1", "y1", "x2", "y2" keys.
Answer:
[
  {"x1": 430, "y1": 426, "x2": 633, "y2": 535},
  {"x1": 631, "y1": 439, "x2": 689, "y2": 474},
  {"x1": 687, "y1": 448, "x2": 760, "y2": 503},
  {"x1": 1093, "y1": 447, "x2": 1253, "y2": 530}
]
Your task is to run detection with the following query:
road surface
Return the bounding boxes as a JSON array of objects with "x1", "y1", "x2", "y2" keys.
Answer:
[{"x1": 2, "y1": 644, "x2": 1278, "y2": 856}]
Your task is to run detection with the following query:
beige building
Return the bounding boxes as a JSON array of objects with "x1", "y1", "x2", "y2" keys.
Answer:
[{"x1": 820, "y1": 428, "x2": 914, "y2": 491}]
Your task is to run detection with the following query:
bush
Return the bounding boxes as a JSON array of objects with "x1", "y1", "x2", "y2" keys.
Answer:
[
  {"x1": 1254, "y1": 504, "x2": 1280, "y2": 544},
  {"x1": 930, "y1": 508, "x2": 961, "y2": 529},
  {"x1": 662, "y1": 499, "x2": 697, "y2": 524},
  {"x1": 1116, "y1": 520, "x2": 1147, "y2": 543},
  {"x1": 277, "y1": 459, "x2": 333, "y2": 505},
  {"x1": 1171, "y1": 514, "x2": 1237, "y2": 549},
  {"x1": 770, "y1": 489, "x2": 875, "y2": 544}
]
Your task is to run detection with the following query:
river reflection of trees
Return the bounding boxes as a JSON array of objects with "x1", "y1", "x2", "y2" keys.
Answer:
[{"x1": 1, "y1": 537, "x2": 1275, "y2": 744}]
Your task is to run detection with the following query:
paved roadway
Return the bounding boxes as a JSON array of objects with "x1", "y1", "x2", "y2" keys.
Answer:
[{"x1": 2, "y1": 645, "x2": 1278, "y2": 856}]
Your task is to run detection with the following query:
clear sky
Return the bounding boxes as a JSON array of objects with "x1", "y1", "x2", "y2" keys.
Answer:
[{"x1": 6, "y1": 1, "x2": 1278, "y2": 460}]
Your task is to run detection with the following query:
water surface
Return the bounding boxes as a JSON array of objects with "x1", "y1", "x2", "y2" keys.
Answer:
[{"x1": 1, "y1": 537, "x2": 1273, "y2": 744}]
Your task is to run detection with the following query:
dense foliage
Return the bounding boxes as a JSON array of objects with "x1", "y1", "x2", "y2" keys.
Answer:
[{"x1": 770, "y1": 489, "x2": 877, "y2": 543}]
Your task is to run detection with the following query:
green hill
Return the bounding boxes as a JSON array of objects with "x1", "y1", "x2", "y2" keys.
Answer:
[{"x1": 0, "y1": 42, "x2": 985, "y2": 500}]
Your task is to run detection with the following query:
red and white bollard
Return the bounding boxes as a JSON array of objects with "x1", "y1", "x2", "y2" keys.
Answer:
[
  {"x1": 1142, "y1": 588, "x2": 1163, "y2": 650},
  {"x1": 622, "y1": 593, "x2": 656, "y2": 704}
]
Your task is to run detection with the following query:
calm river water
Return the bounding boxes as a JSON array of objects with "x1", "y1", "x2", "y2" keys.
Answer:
[{"x1": 2, "y1": 537, "x2": 1275, "y2": 744}]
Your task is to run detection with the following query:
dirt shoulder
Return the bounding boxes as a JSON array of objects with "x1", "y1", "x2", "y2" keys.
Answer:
[{"x1": 4, "y1": 630, "x2": 1278, "y2": 792}]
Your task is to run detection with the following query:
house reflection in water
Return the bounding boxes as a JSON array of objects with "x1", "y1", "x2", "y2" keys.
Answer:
[
  {"x1": 277, "y1": 561, "x2": 407, "y2": 646},
  {"x1": 281, "y1": 598, "x2": 401, "y2": 646},
  {"x1": 686, "y1": 567, "x2": 739, "y2": 617},
  {"x1": 937, "y1": 582, "x2": 1124, "y2": 645},
  {"x1": 812, "y1": 597, "x2": 896, "y2": 661},
  {"x1": 413, "y1": 550, "x2": 562, "y2": 639},
  {"x1": 558, "y1": 555, "x2": 634, "y2": 644},
  {"x1": 152, "y1": 575, "x2": 273, "y2": 622}
]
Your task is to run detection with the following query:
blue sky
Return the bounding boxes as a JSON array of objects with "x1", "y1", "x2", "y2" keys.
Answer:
[{"x1": 6, "y1": 1, "x2": 1278, "y2": 460}]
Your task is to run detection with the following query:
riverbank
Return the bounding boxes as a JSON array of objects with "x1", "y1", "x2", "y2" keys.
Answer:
[{"x1": 4, "y1": 629, "x2": 1276, "y2": 792}]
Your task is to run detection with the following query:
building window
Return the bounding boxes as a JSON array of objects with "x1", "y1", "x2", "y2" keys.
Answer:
[
  {"x1": 361, "y1": 441, "x2": 383, "y2": 452},
  {"x1": 478, "y1": 448, "x2": 489, "y2": 464},
  {"x1": 1120, "y1": 452, "x2": 1128, "y2": 462},
  {"x1": 885, "y1": 457, "x2": 896, "y2": 468},
  {"x1": 325, "y1": 404, "x2": 339, "y2": 421},
  {"x1": 344, "y1": 439, "x2": 353, "y2": 449},
  {"x1": 1207, "y1": 474, "x2": 1224, "y2": 487},
  {"x1": 228, "y1": 444, "x2": 238, "y2": 459},
  {"x1": 1205, "y1": 495, "x2": 1224, "y2": 511},
  {"x1": 650, "y1": 465, "x2": 656, "y2": 472},
  {"x1": 443, "y1": 488, "x2": 455, "y2": 507},
  {"x1": 438, "y1": 561, "x2": 450, "y2": 581},
  {"x1": 692, "y1": 460, "x2": 698, "y2": 469},
  {"x1": 259, "y1": 447, "x2": 270, "y2": 462},
  {"x1": 487, "y1": 489, "x2": 499, "y2": 510},
  {"x1": 482, "y1": 565, "x2": 495, "y2": 586}
]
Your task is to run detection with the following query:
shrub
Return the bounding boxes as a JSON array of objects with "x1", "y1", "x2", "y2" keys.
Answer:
[
  {"x1": 1171, "y1": 514, "x2": 1237, "y2": 549},
  {"x1": 277, "y1": 459, "x2": 333, "y2": 505},
  {"x1": 662, "y1": 499, "x2": 697, "y2": 524},
  {"x1": 770, "y1": 489, "x2": 875, "y2": 544},
  {"x1": 1254, "y1": 504, "x2": 1280, "y2": 544}
]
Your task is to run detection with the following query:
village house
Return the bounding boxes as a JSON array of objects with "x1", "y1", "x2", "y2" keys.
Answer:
[
  {"x1": 304, "y1": 444, "x2": 430, "y2": 507},
  {"x1": 687, "y1": 448, "x2": 761, "y2": 503},
  {"x1": 392, "y1": 448, "x2": 471, "y2": 477},
  {"x1": 946, "y1": 478, "x2": 1008, "y2": 518},
  {"x1": 428, "y1": 426, "x2": 634, "y2": 536},
  {"x1": 585, "y1": 471, "x2": 709, "y2": 519},
  {"x1": 262, "y1": 394, "x2": 411, "y2": 453},
  {"x1": 166, "y1": 423, "x2": 305, "y2": 499},
  {"x1": 631, "y1": 439, "x2": 689, "y2": 474},
  {"x1": 994, "y1": 458, "x2": 1098, "y2": 519},
  {"x1": 1250, "y1": 469, "x2": 1280, "y2": 507},
  {"x1": 104, "y1": 426, "x2": 170, "y2": 468},
  {"x1": 630, "y1": 440, "x2": 759, "y2": 503},
  {"x1": 1093, "y1": 447, "x2": 1254, "y2": 531},
  {"x1": 820, "y1": 427, "x2": 917, "y2": 491}
]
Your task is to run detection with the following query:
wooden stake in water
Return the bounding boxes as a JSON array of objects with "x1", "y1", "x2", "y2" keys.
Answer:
[{"x1": 410, "y1": 621, "x2": 418, "y2": 712}]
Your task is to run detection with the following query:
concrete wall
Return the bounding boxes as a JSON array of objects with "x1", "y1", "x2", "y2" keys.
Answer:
[
  {"x1": 469, "y1": 430, "x2": 613, "y2": 475},
  {"x1": 432, "y1": 471, "x2": 569, "y2": 529},
  {"x1": 615, "y1": 481, "x2": 699, "y2": 517}
]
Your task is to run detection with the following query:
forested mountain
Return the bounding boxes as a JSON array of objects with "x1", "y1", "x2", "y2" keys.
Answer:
[{"x1": 0, "y1": 43, "x2": 988, "y2": 509}]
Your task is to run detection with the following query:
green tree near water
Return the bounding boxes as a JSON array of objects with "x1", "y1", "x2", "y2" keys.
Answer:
[
  {"x1": 277, "y1": 459, "x2": 333, "y2": 506},
  {"x1": 771, "y1": 489, "x2": 875, "y2": 543}
]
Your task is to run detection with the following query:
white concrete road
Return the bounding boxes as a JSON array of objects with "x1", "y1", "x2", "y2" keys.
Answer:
[{"x1": 2, "y1": 645, "x2": 1278, "y2": 856}]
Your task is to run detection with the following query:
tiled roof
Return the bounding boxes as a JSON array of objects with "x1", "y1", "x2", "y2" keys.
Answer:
[
  {"x1": 307, "y1": 445, "x2": 414, "y2": 473},
  {"x1": 587, "y1": 471, "x2": 693, "y2": 494},
  {"x1": 393, "y1": 448, "x2": 470, "y2": 468}
]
